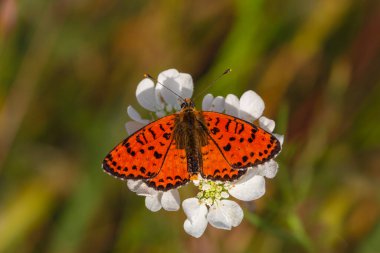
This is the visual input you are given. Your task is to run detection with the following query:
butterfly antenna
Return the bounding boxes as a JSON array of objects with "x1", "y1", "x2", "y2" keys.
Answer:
[
  {"x1": 144, "y1": 73, "x2": 186, "y2": 102},
  {"x1": 193, "y1": 68, "x2": 232, "y2": 100}
]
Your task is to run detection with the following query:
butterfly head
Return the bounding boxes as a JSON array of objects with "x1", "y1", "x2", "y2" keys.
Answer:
[{"x1": 180, "y1": 98, "x2": 195, "y2": 109}]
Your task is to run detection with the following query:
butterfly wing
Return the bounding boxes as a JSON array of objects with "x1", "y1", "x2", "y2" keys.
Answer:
[
  {"x1": 201, "y1": 135, "x2": 247, "y2": 181},
  {"x1": 102, "y1": 115, "x2": 176, "y2": 181},
  {"x1": 145, "y1": 140, "x2": 190, "y2": 190},
  {"x1": 202, "y1": 111, "x2": 281, "y2": 169}
]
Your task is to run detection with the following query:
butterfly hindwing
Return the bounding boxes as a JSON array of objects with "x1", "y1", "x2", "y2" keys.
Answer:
[
  {"x1": 102, "y1": 115, "x2": 176, "y2": 180},
  {"x1": 202, "y1": 111, "x2": 281, "y2": 168},
  {"x1": 201, "y1": 135, "x2": 247, "y2": 181},
  {"x1": 145, "y1": 140, "x2": 190, "y2": 190}
]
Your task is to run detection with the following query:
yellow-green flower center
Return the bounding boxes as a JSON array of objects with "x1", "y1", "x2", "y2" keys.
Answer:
[{"x1": 197, "y1": 179, "x2": 230, "y2": 206}]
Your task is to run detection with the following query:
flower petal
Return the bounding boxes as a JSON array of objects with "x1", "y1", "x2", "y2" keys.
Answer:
[
  {"x1": 127, "y1": 180, "x2": 157, "y2": 196},
  {"x1": 274, "y1": 133, "x2": 284, "y2": 146},
  {"x1": 229, "y1": 170, "x2": 266, "y2": 201},
  {"x1": 210, "y1": 96, "x2": 225, "y2": 113},
  {"x1": 202, "y1": 94, "x2": 214, "y2": 111},
  {"x1": 207, "y1": 201, "x2": 232, "y2": 230},
  {"x1": 184, "y1": 217, "x2": 208, "y2": 238},
  {"x1": 225, "y1": 94, "x2": 240, "y2": 117},
  {"x1": 155, "y1": 110, "x2": 166, "y2": 118},
  {"x1": 136, "y1": 78, "x2": 157, "y2": 111},
  {"x1": 158, "y1": 69, "x2": 182, "y2": 107},
  {"x1": 127, "y1": 106, "x2": 150, "y2": 124},
  {"x1": 256, "y1": 160, "x2": 279, "y2": 179},
  {"x1": 127, "y1": 180, "x2": 143, "y2": 192},
  {"x1": 182, "y1": 198, "x2": 207, "y2": 223},
  {"x1": 207, "y1": 207, "x2": 230, "y2": 229},
  {"x1": 259, "y1": 116, "x2": 275, "y2": 133},
  {"x1": 178, "y1": 73, "x2": 193, "y2": 98},
  {"x1": 145, "y1": 194, "x2": 162, "y2": 212},
  {"x1": 161, "y1": 189, "x2": 180, "y2": 211},
  {"x1": 220, "y1": 200, "x2": 243, "y2": 227},
  {"x1": 125, "y1": 121, "x2": 146, "y2": 135},
  {"x1": 165, "y1": 104, "x2": 173, "y2": 112},
  {"x1": 154, "y1": 85, "x2": 165, "y2": 111},
  {"x1": 207, "y1": 205, "x2": 232, "y2": 230},
  {"x1": 158, "y1": 69, "x2": 179, "y2": 81},
  {"x1": 182, "y1": 198, "x2": 208, "y2": 237},
  {"x1": 239, "y1": 90, "x2": 265, "y2": 121}
]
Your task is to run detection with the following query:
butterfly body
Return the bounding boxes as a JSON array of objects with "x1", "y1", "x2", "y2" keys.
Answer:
[
  {"x1": 103, "y1": 98, "x2": 281, "y2": 191},
  {"x1": 173, "y1": 101, "x2": 208, "y2": 175}
]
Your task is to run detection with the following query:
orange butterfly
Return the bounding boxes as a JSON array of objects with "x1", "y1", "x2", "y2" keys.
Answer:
[{"x1": 103, "y1": 97, "x2": 281, "y2": 191}]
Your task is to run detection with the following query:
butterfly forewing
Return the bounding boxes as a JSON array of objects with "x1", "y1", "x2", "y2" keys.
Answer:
[
  {"x1": 103, "y1": 115, "x2": 176, "y2": 180},
  {"x1": 202, "y1": 111, "x2": 281, "y2": 168}
]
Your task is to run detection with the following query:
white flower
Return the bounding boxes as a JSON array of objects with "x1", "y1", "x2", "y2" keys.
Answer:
[
  {"x1": 182, "y1": 174, "x2": 264, "y2": 237},
  {"x1": 122, "y1": 68, "x2": 283, "y2": 238}
]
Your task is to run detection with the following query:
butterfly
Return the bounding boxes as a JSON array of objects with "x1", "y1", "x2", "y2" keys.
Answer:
[{"x1": 102, "y1": 98, "x2": 281, "y2": 191}]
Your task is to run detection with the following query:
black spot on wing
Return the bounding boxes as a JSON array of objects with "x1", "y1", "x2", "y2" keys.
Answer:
[
  {"x1": 148, "y1": 128, "x2": 156, "y2": 139},
  {"x1": 136, "y1": 134, "x2": 144, "y2": 145},
  {"x1": 223, "y1": 143, "x2": 231, "y2": 151},
  {"x1": 211, "y1": 127, "x2": 220, "y2": 135},
  {"x1": 163, "y1": 132, "x2": 171, "y2": 140},
  {"x1": 141, "y1": 133, "x2": 148, "y2": 143},
  {"x1": 225, "y1": 119, "x2": 232, "y2": 131},
  {"x1": 154, "y1": 151, "x2": 163, "y2": 159},
  {"x1": 238, "y1": 123, "x2": 244, "y2": 134}
]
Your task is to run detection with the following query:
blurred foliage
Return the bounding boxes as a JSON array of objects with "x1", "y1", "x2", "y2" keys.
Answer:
[{"x1": 0, "y1": 0, "x2": 380, "y2": 252}]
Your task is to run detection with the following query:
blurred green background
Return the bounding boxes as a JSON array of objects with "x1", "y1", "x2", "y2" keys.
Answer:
[{"x1": 1, "y1": 0, "x2": 380, "y2": 252}]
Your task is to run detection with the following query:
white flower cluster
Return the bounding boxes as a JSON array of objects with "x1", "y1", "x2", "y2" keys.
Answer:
[{"x1": 125, "y1": 69, "x2": 283, "y2": 238}]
